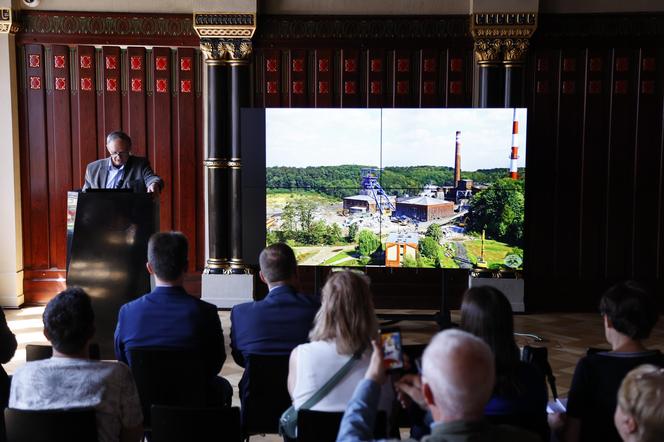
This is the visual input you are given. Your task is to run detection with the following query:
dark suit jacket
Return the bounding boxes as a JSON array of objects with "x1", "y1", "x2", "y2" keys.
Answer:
[
  {"x1": 83, "y1": 155, "x2": 163, "y2": 192},
  {"x1": 230, "y1": 284, "x2": 320, "y2": 367},
  {"x1": 114, "y1": 285, "x2": 225, "y2": 379},
  {"x1": 0, "y1": 310, "x2": 16, "y2": 408}
]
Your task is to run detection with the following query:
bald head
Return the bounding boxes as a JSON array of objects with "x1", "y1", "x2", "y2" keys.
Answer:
[{"x1": 422, "y1": 329, "x2": 495, "y2": 421}]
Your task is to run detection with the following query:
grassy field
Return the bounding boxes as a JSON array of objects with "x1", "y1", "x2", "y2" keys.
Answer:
[
  {"x1": 294, "y1": 250, "x2": 317, "y2": 263},
  {"x1": 322, "y1": 250, "x2": 361, "y2": 266},
  {"x1": 464, "y1": 239, "x2": 522, "y2": 269},
  {"x1": 267, "y1": 189, "x2": 339, "y2": 206}
]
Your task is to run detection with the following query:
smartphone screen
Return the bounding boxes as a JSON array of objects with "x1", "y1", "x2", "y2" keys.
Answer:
[{"x1": 380, "y1": 327, "x2": 403, "y2": 371}]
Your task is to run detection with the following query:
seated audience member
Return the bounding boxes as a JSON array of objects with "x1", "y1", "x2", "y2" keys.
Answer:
[
  {"x1": 0, "y1": 307, "x2": 16, "y2": 407},
  {"x1": 560, "y1": 282, "x2": 663, "y2": 442},
  {"x1": 230, "y1": 243, "x2": 320, "y2": 402},
  {"x1": 288, "y1": 270, "x2": 392, "y2": 413},
  {"x1": 336, "y1": 329, "x2": 540, "y2": 442},
  {"x1": 614, "y1": 364, "x2": 664, "y2": 442},
  {"x1": 10, "y1": 288, "x2": 142, "y2": 442},
  {"x1": 114, "y1": 231, "x2": 232, "y2": 406},
  {"x1": 460, "y1": 287, "x2": 548, "y2": 434}
]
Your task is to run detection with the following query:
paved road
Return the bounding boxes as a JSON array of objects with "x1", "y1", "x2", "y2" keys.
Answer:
[
  {"x1": 453, "y1": 242, "x2": 473, "y2": 269},
  {"x1": 297, "y1": 245, "x2": 356, "y2": 265}
]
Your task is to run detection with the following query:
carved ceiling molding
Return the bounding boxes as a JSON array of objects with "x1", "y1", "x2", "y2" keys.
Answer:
[
  {"x1": 193, "y1": 13, "x2": 256, "y2": 63},
  {"x1": 470, "y1": 13, "x2": 537, "y2": 63},
  {"x1": 0, "y1": 8, "x2": 20, "y2": 34}
]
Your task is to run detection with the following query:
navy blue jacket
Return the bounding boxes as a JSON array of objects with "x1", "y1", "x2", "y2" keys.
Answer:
[
  {"x1": 230, "y1": 284, "x2": 320, "y2": 367},
  {"x1": 114, "y1": 285, "x2": 225, "y2": 379}
]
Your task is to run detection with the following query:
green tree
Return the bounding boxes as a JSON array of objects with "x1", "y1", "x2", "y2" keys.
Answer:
[
  {"x1": 419, "y1": 236, "x2": 440, "y2": 259},
  {"x1": 325, "y1": 223, "x2": 344, "y2": 245},
  {"x1": 402, "y1": 255, "x2": 418, "y2": 268},
  {"x1": 347, "y1": 223, "x2": 359, "y2": 242},
  {"x1": 467, "y1": 178, "x2": 525, "y2": 246},
  {"x1": 357, "y1": 229, "x2": 381, "y2": 257},
  {"x1": 425, "y1": 223, "x2": 443, "y2": 243}
]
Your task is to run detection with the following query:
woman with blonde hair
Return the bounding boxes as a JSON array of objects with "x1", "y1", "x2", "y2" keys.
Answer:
[
  {"x1": 614, "y1": 364, "x2": 664, "y2": 442},
  {"x1": 288, "y1": 270, "x2": 392, "y2": 412}
]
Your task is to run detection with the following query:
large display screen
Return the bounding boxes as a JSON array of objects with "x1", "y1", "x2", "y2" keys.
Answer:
[{"x1": 265, "y1": 108, "x2": 527, "y2": 269}]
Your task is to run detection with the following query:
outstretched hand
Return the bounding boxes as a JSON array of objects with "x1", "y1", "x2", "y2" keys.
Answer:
[
  {"x1": 395, "y1": 373, "x2": 426, "y2": 410},
  {"x1": 147, "y1": 183, "x2": 160, "y2": 195},
  {"x1": 365, "y1": 340, "x2": 388, "y2": 385}
]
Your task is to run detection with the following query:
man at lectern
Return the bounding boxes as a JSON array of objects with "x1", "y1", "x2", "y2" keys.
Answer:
[{"x1": 82, "y1": 131, "x2": 163, "y2": 193}]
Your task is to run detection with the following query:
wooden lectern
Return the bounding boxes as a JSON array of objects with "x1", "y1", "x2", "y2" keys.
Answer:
[{"x1": 66, "y1": 191, "x2": 159, "y2": 359}]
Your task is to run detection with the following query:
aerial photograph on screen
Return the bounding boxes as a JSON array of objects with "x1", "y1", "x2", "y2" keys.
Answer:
[{"x1": 265, "y1": 108, "x2": 526, "y2": 269}]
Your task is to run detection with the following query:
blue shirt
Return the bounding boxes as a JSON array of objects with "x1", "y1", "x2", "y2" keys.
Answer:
[{"x1": 105, "y1": 159, "x2": 125, "y2": 188}]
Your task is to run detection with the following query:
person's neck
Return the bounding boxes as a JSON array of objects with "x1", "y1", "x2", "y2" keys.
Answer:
[
  {"x1": 431, "y1": 407, "x2": 483, "y2": 425},
  {"x1": 267, "y1": 280, "x2": 294, "y2": 291},
  {"x1": 610, "y1": 335, "x2": 647, "y2": 353},
  {"x1": 52, "y1": 347, "x2": 88, "y2": 359},
  {"x1": 155, "y1": 276, "x2": 184, "y2": 288}
]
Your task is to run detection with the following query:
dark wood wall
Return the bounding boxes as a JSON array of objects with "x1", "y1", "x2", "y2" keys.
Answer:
[{"x1": 17, "y1": 13, "x2": 205, "y2": 303}]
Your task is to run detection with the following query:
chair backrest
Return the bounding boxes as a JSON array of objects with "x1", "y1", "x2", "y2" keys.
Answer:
[
  {"x1": 242, "y1": 354, "x2": 292, "y2": 435},
  {"x1": 150, "y1": 405, "x2": 241, "y2": 442},
  {"x1": 127, "y1": 347, "x2": 207, "y2": 427},
  {"x1": 25, "y1": 343, "x2": 101, "y2": 362},
  {"x1": 4, "y1": 408, "x2": 97, "y2": 442},
  {"x1": 296, "y1": 409, "x2": 387, "y2": 442},
  {"x1": 521, "y1": 345, "x2": 558, "y2": 399}
]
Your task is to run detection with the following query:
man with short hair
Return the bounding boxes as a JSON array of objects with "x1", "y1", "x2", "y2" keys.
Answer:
[
  {"x1": 114, "y1": 231, "x2": 231, "y2": 405},
  {"x1": 83, "y1": 130, "x2": 163, "y2": 193},
  {"x1": 230, "y1": 243, "x2": 320, "y2": 401},
  {"x1": 337, "y1": 329, "x2": 540, "y2": 442},
  {"x1": 11, "y1": 288, "x2": 143, "y2": 442}
]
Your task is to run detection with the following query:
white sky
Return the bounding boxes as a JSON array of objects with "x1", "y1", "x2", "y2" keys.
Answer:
[{"x1": 266, "y1": 108, "x2": 527, "y2": 171}]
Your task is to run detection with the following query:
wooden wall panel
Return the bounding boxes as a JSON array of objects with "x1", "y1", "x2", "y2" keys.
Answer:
[
  {"x1": 340, "y1": 49, "x2": 361, "y2": 107},
  {"x1": 314, "y1": 49, "x2": 333, "y2": 107},
  {"x1": 98, "y1": 46, "x2": 122, "y2": 158},
  {"x1": 366, "y1": 49, "x2": 386, "y2": 108},
  {"x1": 123, "y1": 47, "x2": 147, "y2": 158},
  {"x1": 148, "y1": 47, "x2": 174, "y2": 232},
  {"x1": 419, "y1": 49, "x2": 442, "y2": 107},
  {"x1": 71, "y1": 45, "x2": 98, "y2": 189}
]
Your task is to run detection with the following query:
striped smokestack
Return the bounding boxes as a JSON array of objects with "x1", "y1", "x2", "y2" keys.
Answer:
[
  {"x1": 509, "y1": 109, "x2": 519, "y2": 179},
  {"x1": 454, "y1": 131, "x2": 461, "y2": 187}
]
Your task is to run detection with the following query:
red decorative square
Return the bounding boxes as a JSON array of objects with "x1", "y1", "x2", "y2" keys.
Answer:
[
  {"x1": 562, "y1": 80, "x2": 575, "y2": 94},
  {"x1": 397, "y1": 58, "x2": 410, "y2": 73},
  {"x1": 370, "y1": 81, "x2": 381, "y2": 95},
  {"x1": 614, "y1": 80, "x2": 628, "y2": 94},
  {"x1": 642, "y1": 57, "x2": 656, "y2": 72},
  {"x1": 344, "y1": 59, "x2": 356, "y2": 73},
  {"x1": 423, "y1": 81, "x2": 436, "y2": 95},
  {"x1": 180, "y1": 80, "x2": 192, "y2": 93},
  {"x1": 29, "y1": 76, "x2": 41, "y2": 90},
  {"x1": 266, "y1": 81, "x2": 278, "y2": 94},
  {"x1": 344, "y1": 81, "x2": 356, "y2": 95},
  {"x1": 563, "y1": 58, "x2": 576, "y2": 72},
  {"x1": 292, "y1": 81, "x2": 304, "y2": 94},
  {"x1": 28, "y1": 54, "x2": 40, "y2": 68},
  {"x1": 641, "y1": 80, "x2": 655, "y2": 95},
  {"x1": 450, "y1": 58, "x2": 463, "y2": 72},
  {"x1": 318, "y1": 59, "x2": 329, "y2": 72},
  {"x1": 106, "y1": 78, "x2": 117, "y2": 92},
  {"x1": 105, "y1": 55, "x2": 117, "y2": 70},
  {"x1": 53, "y1": 55, "x2": 65, "y2": 69},
  {"x1": 80, "y1": 55, "x2": 92, "y2": 69},
  {"x1": 180, "y1": 57, "x2": 192, "y2": 71},
  {"x1": 156, "y1": 78, "x2": 168, "y2": 93},
  {"x1": 536, "y1": 58, "x2": 549, "y2": 72},
  {"x1": 80, "y1": 77, "x2": 92, "y2": 91},
  {"x1": 266, "y1": 58, "x2": 278, "y2": 72},
  {"x1": 616, "y1": 57, "x2": 629, "y2": 72},
  {"x1": 292, "y1": 59, "x2": 304, "y2": 72},
  {"x1": 131, "y1": 78, "x2": 142, "y2": 92},
  {"x1": 588, "y1": 80, "x2": 602, "y2": 94},
  {"x1": 589, "y1": 57, "x2": 602, "y2": 72},
  {"x1": 155, "y1": 56, "x2": 168, "y2": 71},
  {"x1": 536, "y1": 80, "x2": 549, "y2": 94},
  {"x1": 396, "y1": 80, "x2": 409, "y2": 95},
  {"x1": 449, "y1": 81, "x2": 462, "y2": 95},
  {"x1": 318, "y1": 81, "x2": 329, "y2": 94},
  {"x1": 423, "y1": 58, "x2": 436, "y2": 73},
  {"x1": 54, "y1": 77, "x2": 66, "y2": 90},
  {"x1": 130, "y1": 56, "x2": 142, "y2": 70},
  {"x1": 370, "y1": 59, "x2": 382, "y2": 72}
]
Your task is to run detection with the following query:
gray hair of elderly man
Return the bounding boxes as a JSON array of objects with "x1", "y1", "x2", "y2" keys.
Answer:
[{"x1": 421, "y1": 328, "x2": 496, "y2": 421}]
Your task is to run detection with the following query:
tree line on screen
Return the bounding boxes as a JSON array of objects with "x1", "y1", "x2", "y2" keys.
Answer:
[{"x1": 267, "y1": 165, "x2": 525, "y2": 197}]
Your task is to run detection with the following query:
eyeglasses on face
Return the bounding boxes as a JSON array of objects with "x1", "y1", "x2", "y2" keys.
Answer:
[{"x1": 109, "y1": 151, "x2": 131, "y2": 159}]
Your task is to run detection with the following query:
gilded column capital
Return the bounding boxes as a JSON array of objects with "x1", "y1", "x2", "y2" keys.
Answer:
[
  {"x1": 193, "y1": 12, "x2": 255, "y2": 64},
  {"x1": 0, "y1": 8, "x2": 19, "y2": 34},
  {"x1": 470, "y1": 12, "x2": 537, "y2": 63}
]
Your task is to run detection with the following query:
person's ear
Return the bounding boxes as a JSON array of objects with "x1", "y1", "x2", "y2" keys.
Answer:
[
  {"x1": 259, "y1": 271, "x2": 267, "y2": 284},
  {"x1": 146, "y1": 262, "x2": 154, "y2": 275},
  {"x1": 604, "y1": 314, "x2": 614, "y2": 329},
  {"x1": 43, "y1": 328, "x2": 51, "y2": 342},
  {"x1": 624, "y1": 414, "x2": 637, "y2": 434},
  {"x1": 422, "y1": 382, "x2": 435, "y2": 407}
]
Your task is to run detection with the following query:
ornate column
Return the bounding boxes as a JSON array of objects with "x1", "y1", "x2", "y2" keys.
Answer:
[
  {"x1": 0, "y1": 8, "x2": 24, "y2": 307},
  {"x1": 470, "y1": 13, "x2": 537, "y2": 108},
  {"x1": 194, "y1": 13, "x2": 255, "y2": 306}
]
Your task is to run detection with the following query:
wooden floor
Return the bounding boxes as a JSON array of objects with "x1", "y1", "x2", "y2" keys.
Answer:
[{"x1": 4, "y1": 307, "x2": 664, "y2": 442}]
